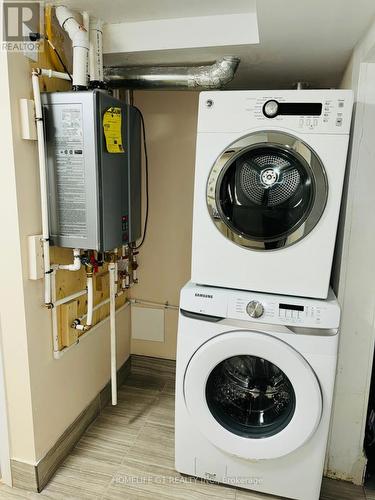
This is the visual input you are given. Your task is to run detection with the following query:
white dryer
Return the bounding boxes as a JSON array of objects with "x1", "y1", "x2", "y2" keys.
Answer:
[
  {"x1": 175, "y1": 282, "x2": 340, "y2": 500},
  {"x1": 191, "y1": 90, "x2": 353, "y2": 298}
]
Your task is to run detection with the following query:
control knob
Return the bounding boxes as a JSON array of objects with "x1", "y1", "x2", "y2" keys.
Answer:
[
  {"x1": 246, "y1": 300, "x2": 264, "y2": 319},
  {"x1": 263, "y1": 100, "x2": 279, "y2": 118}
]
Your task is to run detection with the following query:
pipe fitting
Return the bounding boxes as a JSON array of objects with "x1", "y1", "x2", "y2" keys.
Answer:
[
  {"x1": 57, "y1": 248, "x2": 81, "y2": 271},
  {"x1": 71, "y1": 318, "x2": 81, "y2": 329}
]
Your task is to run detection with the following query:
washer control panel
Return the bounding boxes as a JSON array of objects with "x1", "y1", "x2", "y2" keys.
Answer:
[
  {"x1": 231, "y1": 296, "x2": 330, "y2": 327},
  {"x1": 180, "y1": 282, "x2": 341, "y2": 330}
]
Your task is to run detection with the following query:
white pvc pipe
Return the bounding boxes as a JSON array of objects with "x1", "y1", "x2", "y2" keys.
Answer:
[
  {"x1": 57, "y1": 248, "x2": 81, "y2": 271},
  {"x1": 39, "y1": 68, "x2": 71, "y2": 80},
  {"x1": 51, "y1": 269, "x2": 60, "y2": 353},
  {"x1": 109, "y1": 262, "x2": 117, "y2": 405},
  {"x1": 32, "y1": 71, "x2": 52, "y2": 306},
  {"x1": 86, "y1": 274, "x2": 93, "y2": 327},
  {"x1": 82, "y1": 11, "x2": 89, "y2": 31},
  {"x1": 55, "y1": 6, "x2": 89, "y2": 88},
  {"x1": 54, "y1": 289, "x2": 86, "y2": 308},
  {"x1": 79, "y1": 297, "x2": 110, "y2": 321},
  {"x1": 89, "y1": 16, "x2": 104, "y2": 84}
]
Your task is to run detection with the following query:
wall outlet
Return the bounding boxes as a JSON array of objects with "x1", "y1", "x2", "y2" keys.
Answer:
[{"x1": 28, "y1": 235, "x2": 44, "y2": 280}]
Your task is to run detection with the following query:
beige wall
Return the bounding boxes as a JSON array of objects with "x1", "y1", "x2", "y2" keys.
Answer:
[
  {"x1": 0, "y1": 52, "x2": 36, "y2": 465},
  {"x1": 327, "y1": 18, "x2": 375, "y2": 484},
  {"x1": 0, "y1": 52, "x2": 131, "y2": 463},
  {"x1": 130, "y1": 91, "x2": 198, "y2": 360}
]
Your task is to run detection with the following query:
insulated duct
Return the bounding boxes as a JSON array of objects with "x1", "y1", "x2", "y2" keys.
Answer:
[{"x1": 104, "y1": 56, "x2": 240, "y2": 89}]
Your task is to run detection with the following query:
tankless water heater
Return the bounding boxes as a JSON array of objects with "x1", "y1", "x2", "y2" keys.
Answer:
[{"x1": 42, "y1": 90, "x2": 142, "y2": 251}]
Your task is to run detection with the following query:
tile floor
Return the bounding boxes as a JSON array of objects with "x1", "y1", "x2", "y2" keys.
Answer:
[{"x1": 0, "y1": 356, "x2": 372, "y2": 499}]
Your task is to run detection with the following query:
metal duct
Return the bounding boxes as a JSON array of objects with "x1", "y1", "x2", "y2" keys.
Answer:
[{"x1": 104, "y1": 56, "x2": 240, "y2": 89}]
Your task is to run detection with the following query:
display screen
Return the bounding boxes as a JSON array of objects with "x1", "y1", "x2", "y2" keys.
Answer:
[
  {"x1": 279, "y1": 303, "x2": 304, "y2": 311},
  {"x1": 278, "y1": 102, "x2": 322, "y2": 116}
]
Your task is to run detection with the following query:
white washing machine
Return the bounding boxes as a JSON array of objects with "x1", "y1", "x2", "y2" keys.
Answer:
[
  {"x1": 191, "y1": 90, "x2": 353, "y2": 298},
  {"x1": 175, "y1": 282, "x2": 340, "y2": 500}
]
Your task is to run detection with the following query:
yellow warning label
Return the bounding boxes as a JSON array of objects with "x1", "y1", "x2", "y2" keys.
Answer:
[{"x1": 103, "y1": 107, "x2": 124, "y2": 153}]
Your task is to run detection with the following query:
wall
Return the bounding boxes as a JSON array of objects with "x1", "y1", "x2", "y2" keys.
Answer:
[
  {"x1": 130, "y1": 91, "x2": 198, "y2": 360},
  {"x1": 327, "y1": 18, "x2": 375, "y2": 484},
  {"x1": 0, "y1": 52, "x2": 131, "y2": 464},
  {"x1": 0, "y1": 51, "x2": 36, "y2": 469}
]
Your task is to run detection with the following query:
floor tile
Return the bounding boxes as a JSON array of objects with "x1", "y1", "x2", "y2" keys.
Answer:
[
  {"x1": 0, "y1": 485, "x2": 41, "y2": 499},
  {"x1": 320, "y1": 477, "x2": 366, "y2": 499},
  {"x1": 73, "y1": 433, "x2": 128, "y2": 465},
  {"x1": 125, "y1": 421, "x2": 175, "y2": 469},
  {"x1": 147, "y1": 392, "x2": 175, "y2": 428},
  {"x1": 366, "y1": 487, "x2": 375, "y2": 500},
  {"x1": 62, "y1": 448, "x2": 119, "y2": 477},
  {"x1": 162, "y1": 379, "x2": 176, "y2": 396},
  {"x1": 131, "y1": 355, "x2": 176, "y2": 381},
  {"x1": 123, "y1": 372, "x2": 167, "y2": 392},
  {"x1": 39, "y1": 464, "x2": 111, "y2": 499}
]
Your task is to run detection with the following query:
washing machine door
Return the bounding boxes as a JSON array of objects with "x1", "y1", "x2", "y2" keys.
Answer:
[
  {"x1": 184, "y1": 329, "x2": 322, "y2": 459},
  {"x1": 207, "y1": 131, "x2": 328, "y2": 250}
]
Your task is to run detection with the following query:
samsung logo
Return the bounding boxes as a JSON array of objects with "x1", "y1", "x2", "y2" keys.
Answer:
[{"x1": 195, "y1": 293, "x2": 213, "y2": 299}]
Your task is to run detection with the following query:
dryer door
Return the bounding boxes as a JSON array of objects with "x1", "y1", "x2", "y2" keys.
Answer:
[
  {"x1": 207, "y1": 131, "x2": 328, "y2": 250},
  {"x1": 184, "y1": 329, "x2": 322, "y2": 460}
]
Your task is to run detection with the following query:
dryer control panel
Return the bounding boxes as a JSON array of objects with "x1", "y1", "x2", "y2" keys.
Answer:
[
  {"x1": 180, "y1": 282, "x2": 341, "y2": 330},
  {"x1": 197, "y1": 89, "x2": 353, "y2": 135}
]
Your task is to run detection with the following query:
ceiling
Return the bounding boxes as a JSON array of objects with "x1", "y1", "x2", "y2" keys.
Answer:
[
  {"x1": 50, "y1": 0, "x2": 375, "y2": 89},
  {"x1": 50, "y1": 0, "x2": 252, "y2": 23}
]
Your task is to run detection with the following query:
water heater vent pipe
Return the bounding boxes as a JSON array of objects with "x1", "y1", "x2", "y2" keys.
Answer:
[
  {"x1": 89, "y1": 17, "x2": 104, "y2": 86},
  {"x1": 55, "y1": 5, "x2": 89, "y2": 89}
]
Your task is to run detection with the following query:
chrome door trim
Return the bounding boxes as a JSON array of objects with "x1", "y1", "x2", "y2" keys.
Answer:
[{"x1": 206, "y1": 131, "x2": 328, "y2": 251}]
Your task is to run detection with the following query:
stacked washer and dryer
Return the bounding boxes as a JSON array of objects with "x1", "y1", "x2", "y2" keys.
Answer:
[{"x1": 175, "y1": 90, "x2": 353, "y2": 500}]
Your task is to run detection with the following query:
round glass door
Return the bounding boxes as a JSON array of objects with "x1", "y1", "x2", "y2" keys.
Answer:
[
  {"x1": 207, "y1": 131, "x2": 328, "y2": 250},
  {"x1": 184, "y1": 330, "x2": 322, "y2": 459},
  {"x1": 206, "y1": 355, "x2": 295, "y2": 439}
]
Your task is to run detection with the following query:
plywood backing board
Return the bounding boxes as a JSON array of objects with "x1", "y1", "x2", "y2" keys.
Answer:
[
  {"x1": 59, "y1": 300, "x2": 78, "y2": 347},
  {"x1": 51, "y1": 247, "x2": 128, "y2": 350}
]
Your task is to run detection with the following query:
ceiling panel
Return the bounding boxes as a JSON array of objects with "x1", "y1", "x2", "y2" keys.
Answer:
[{"x1": 50, "y1": 0, "x2": 375, "y2": 88}]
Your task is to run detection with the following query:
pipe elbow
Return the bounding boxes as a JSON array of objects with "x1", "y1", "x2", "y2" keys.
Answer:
[
  {"x1": 193, "y1": 57, "x2": 240, "y2": 89},
  {"x1": 55, "y1": 6, "x2": 89, "y2": 49}
]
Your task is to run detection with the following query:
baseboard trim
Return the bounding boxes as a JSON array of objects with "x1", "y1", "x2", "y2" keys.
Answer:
[{"x1": 11, "y1": 356, "x2": 131, "y2": 492}]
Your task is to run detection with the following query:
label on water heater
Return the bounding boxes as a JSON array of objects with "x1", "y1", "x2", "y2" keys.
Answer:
[
  {"x1": 103, "y1": 107, "x2": 124, "y2": 153},
  {"x1": 54, "y1": 105, "x2": 87, "y2": 238}
]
